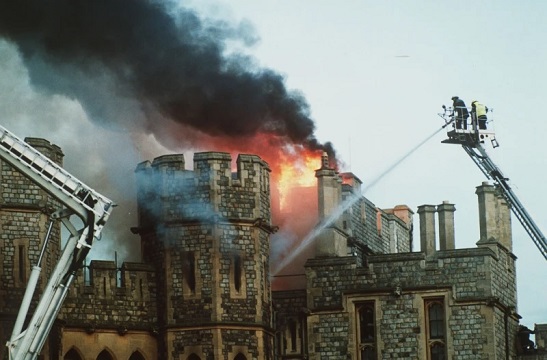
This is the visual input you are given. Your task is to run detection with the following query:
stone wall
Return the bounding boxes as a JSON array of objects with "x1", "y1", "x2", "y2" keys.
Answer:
[{"x1": 304, "y1": 244, "x2": 519, "y2": 359}]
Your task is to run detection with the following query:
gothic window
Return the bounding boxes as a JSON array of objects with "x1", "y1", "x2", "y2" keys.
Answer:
[
  {"x1": 357, "y1": 302, "x2": 376, "y2": 360},
  {"x1": 128, "y1": 351, "x2": 145, "y2": 360},
  {"x1": 182, "y1": 251, "x2": 196, "y2": 293},
  {"x1": 96, "y1": 349, "x2": 114, "y2": 360},
  {"x1": 425, "y1": 299, "x2": 446, "y2": 360},
  {"x1": 64, "y1": 348, "x2": 83, "y2": 360},
  {"x1": 234, "y1": 354, "x2": 247, "y2": 360},
  {"x1": 187, "y1": 355, "x2": 201, "y2": 360}
]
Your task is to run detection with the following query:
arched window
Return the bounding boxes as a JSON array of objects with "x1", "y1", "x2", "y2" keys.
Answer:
[
  {"x1": 187, "y1": 355, "x2": 201, "y2": 360},
  {"x1": 128, "y1": 351, "x2": 145, "y2": 360},
  {"x1": 234, "y1": 354, "x2": 247, "y2": 360},
  {"x1": 97, "y1": 349, "x2": 114, "y2": 360},
  {"x1": 64, "y1": 348, "x2": 84, "y2": 360}
]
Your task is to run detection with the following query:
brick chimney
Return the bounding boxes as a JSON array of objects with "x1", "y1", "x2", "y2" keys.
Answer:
[
  {"x1": 417, "y1": 205, "x2": 436, "y2": 256},
  {"x1": 437, "y1": 201, "x2": 456, "y2": 250}
]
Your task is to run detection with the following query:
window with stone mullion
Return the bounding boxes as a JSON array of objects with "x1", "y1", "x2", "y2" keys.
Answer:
[
  {"x1": 357, "y1": 302, "x2": 376, "y2": 360},
  {"x1": 425, "y1": 299, "x2": 446, "y2": 360}
]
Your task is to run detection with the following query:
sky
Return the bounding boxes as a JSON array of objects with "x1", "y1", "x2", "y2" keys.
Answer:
[{"x1": 1, "y1": 0, "x2": 546, "y2": 326}]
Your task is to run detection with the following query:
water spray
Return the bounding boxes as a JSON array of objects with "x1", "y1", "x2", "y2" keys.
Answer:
[{"x1": 272, "y1": 125, "x2": 447, "y2": 276}]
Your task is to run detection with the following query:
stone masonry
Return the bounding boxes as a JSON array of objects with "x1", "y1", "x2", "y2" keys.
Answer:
[{"x1": 2, "y1": 140, "x2": 545, "y2": 360}]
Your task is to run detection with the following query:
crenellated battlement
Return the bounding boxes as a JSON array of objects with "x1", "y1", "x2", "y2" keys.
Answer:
[
  {"x1": 135, "y1": 152, "x2": 271, "y2": 227},
  {"x1": 61, "y1": 260, "x2": 157, "y2": 330}
]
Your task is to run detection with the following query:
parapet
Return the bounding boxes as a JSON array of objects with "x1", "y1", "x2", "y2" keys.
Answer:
[
  {"x1": 151, "y1": 154, "x2": 185, "y2": 170},
  {"x1": 61, "y1": 260, "x2": 157, "y2": 328},
  {"x1": 135, "y1": 151, "x2": 272, "y2": 224},
  {"x1": 24, "y1": 137, "x2": 64, "y2": 166}
]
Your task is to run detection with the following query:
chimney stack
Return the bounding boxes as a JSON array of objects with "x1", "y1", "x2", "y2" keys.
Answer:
[
  {"x1": 476, "y1": 182, "x2": 499, "y2": 243},
  {"x1": 496, "y1": 193, "x2": 512, "y2": 251},
  {"x1": 417, "y1": 205, "x2": 436, "y2": 256},
  {"x1": 437, "y1": 201, "x2": 456, "y2": 250},
  {"x1": 315, "y1": 153, "x2": 346, "y2": 257}
]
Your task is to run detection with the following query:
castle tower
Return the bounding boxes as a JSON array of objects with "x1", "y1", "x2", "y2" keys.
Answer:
[
  {"x1": 0, "y1": 138, "x2": 64, "y2": 360},
  {"x1": 134, "y1": 152, "x2": 275, "y2": 360}
]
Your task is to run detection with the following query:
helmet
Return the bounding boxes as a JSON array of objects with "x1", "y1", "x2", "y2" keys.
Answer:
[{"x1": 451, "y1": 96, "x2": 459, "y2": 100}]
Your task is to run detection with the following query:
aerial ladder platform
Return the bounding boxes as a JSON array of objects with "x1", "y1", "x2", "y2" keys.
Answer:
[
  {"x1": 439, "y1": 106, "x2": 547, "y2": 261},
  {"x1": 0, "y1": 125, "x2": 114, "y2": 360}
]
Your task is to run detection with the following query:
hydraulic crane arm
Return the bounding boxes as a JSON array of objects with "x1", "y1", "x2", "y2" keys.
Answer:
[
  {"x1": 0, "y1": 125, "x2": 114, "y2": 360},
  {"x1": 462, "y1": 144, "x2": 547, "y2": 260},
  {"x1": 439, "y1": 107, "x2": 547, "y2": 261}
]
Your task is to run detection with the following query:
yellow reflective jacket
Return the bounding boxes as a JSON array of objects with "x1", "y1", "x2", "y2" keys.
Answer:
[{"x1": 472, "y1": 101, "x2": 487, "y2": 118}]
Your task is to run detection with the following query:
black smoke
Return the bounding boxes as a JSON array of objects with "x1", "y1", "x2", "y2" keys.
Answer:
[{"x1": 0, "y1": 0, "x2": 334, "y2": 155}]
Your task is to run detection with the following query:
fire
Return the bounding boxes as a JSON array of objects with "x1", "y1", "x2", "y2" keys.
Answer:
[
  {"x1": 169, "y1": 128, "x2": 328, "y2": 213},
  {"x1": 275, "y1": 149, "x2": 319, "y2": 210}
]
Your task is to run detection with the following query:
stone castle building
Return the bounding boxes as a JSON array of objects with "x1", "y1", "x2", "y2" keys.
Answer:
[{"x1": 1, "y1": 138, "x2": 546, "y2": 359}]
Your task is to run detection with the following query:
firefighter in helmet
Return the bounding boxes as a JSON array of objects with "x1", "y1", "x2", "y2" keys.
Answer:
[{"x1": 451, "y1": 96, "x2": 469, "y2": 130}]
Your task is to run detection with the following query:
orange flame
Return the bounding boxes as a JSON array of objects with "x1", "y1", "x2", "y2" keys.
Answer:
[
  {"x1": 276, "y1": 149, "x2": 319, "y2": 209},
  {"x1": 172, "y1": 128, "x2": 327, "y2": 216}
]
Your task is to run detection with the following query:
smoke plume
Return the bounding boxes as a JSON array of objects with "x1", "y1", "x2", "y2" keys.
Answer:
[
  {"x1": 0, "y1": 0, "x2": 336, "y2": 261},
  {"x1": 0, "y1": 0, "x2": 334, "y2": 154}
]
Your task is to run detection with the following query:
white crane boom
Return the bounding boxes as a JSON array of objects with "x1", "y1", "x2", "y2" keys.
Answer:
[{"x1": 0, "y1": 125, "x2": 114, "y2": 360}]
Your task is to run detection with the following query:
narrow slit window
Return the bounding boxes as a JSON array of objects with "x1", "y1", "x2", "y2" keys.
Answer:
[
  {"x1": 234, "y1": 254, "x2": 242, "y2": 293},
  {"x1": 183, "y1": 251, "x2": 196, "y2": 293},
  {"x1": 18, "y1": 245, "x2": 26, "y2": 283}
]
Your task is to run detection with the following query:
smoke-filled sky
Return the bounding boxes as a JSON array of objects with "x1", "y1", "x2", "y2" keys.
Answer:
[{"x1": 1, "y1": 0, "x2": 547, "y2": 326}]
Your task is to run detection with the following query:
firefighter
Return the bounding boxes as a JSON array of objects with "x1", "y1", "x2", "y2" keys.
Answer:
[
  {"x1": 451, "y1": 96, "x2": 469, "y2": 129},
  {"x1": 471, "y1": 100, "x2": 488, "y2": 130}
]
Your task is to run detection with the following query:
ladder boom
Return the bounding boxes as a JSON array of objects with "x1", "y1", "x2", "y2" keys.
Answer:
[
  {"x1": 464, "y1": 144, "x2": 547, "y2": 260},
  {"x1": 439, "y1": 106, "x2": 547, "y2": 261},
  {"x1": 0, "y1": 125, "x2": 114, "y2": 360}
]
